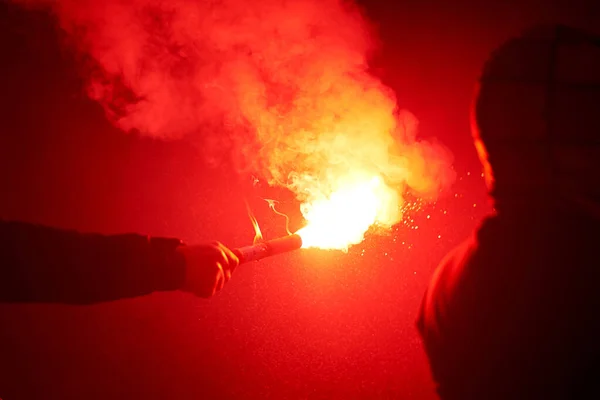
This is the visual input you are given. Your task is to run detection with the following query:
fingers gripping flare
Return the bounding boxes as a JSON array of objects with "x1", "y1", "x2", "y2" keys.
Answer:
[
  {"x1": 177, "y1": 242, "x2": 239, "y2": 298},
  {"x1": 176, "y1": 235, "x2": 299, "y2": 299}
]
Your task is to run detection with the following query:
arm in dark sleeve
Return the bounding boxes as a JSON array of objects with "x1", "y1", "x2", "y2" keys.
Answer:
[
  {"x1": 416, "y1": 239, "x2": 478, "y2": 400},
  {"x1": 0, "y1": 219, "x2": 186, "y2": 304}
]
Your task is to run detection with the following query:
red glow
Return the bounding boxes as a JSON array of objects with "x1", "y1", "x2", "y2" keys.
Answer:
[{"x1": 15, "y1": 0, "x2": 455, "y2": 249}]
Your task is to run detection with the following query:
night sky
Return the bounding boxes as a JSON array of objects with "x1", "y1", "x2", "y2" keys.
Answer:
[{"x1": 0, "y1": 0, "x2": 598, "y2": 399}]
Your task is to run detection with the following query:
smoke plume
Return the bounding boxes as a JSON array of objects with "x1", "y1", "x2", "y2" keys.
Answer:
[{"x1": 14, "y1": 0, "x2": 454, "y2": 228}]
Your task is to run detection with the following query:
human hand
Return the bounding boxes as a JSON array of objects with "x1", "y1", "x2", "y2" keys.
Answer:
[{"x1": 176, "y1": 242, "x2": 239, "y2": 298}]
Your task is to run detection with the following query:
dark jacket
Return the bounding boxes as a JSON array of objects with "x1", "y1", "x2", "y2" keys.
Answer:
[
  {"x1": 417, "y1": 209, "x2": 600, "y2": 399},
  {"x1": 0, "y1": 219, "x2": 186, "y2": 304}
]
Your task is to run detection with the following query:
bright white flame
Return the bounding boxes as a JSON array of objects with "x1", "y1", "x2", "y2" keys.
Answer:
[{"x1": 295, "y1": 174, "x2": 400, "y2": 250}]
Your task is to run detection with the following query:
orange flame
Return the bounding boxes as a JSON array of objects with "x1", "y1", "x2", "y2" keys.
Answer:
[
  {"x1": 294, "y1": 175, "x2": 399, "y2": 250},
  {"x1": 245, "y1": 200, "x2": 263, "y2": 245}
]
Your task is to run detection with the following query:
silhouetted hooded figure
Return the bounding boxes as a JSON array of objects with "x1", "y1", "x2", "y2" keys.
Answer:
[{"x1": 417, "y1": 25, "x2": 600, "y2": 399}]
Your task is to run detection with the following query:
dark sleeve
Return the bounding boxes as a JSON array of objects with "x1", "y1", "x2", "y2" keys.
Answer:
[
  {"x1": 0, "y1": 219, "x2": 186, "y2": 304},
  {"x1": 416, "y1": 240, "x2": 478, "y2": 400}
]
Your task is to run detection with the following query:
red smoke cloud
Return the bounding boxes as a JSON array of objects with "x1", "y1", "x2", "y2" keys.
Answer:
[{"x1": 13, "y1": 0, "x2": 455, "y2": 241}]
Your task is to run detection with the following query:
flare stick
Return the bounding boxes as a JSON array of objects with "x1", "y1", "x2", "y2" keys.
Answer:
[{"x1": 234, "y1": 234, "x2": 303, "y2": 264}]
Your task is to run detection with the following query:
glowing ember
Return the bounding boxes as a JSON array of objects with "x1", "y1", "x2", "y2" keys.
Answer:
[{"x1": 295, "y1": 175, "x2": 400, "y2": 250}]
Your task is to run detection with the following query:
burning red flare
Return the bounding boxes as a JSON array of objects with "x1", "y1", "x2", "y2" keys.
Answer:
[{"x1": 14, "y1": 0, "x2": 455, "y2": 250}]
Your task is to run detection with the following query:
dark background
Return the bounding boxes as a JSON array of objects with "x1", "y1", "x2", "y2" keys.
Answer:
[{"x1": 0, "y1": 0, "x2": 598, "y2": 399}]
